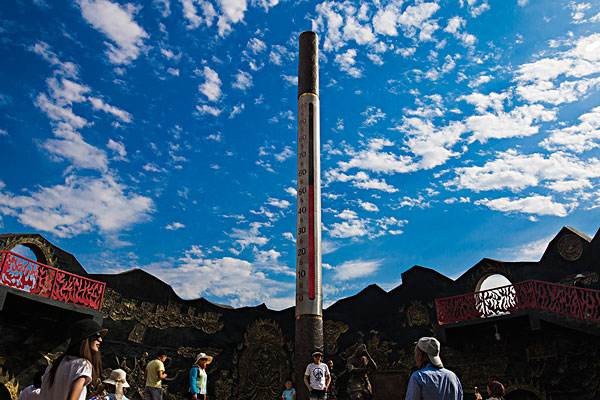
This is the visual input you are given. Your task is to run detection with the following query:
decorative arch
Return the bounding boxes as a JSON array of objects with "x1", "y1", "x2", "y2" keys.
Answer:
[
  {"x1": 0, "y1": 234, "x2": 58, "y2": 267},
  {"x1": 473, "y1": 273, "x2": 517, "y2": 318}
]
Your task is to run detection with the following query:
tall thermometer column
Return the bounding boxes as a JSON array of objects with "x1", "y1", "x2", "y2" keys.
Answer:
[{"x1": 295, "y1": 31, "x2": 323, "y2": 400}]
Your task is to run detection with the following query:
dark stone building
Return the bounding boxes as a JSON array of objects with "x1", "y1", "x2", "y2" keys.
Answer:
[{"x1": 0, "y1": 227, "x2": 598, "y2": 400}]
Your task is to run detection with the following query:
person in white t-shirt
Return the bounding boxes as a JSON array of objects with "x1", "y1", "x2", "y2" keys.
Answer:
[
  {"x1": 304, "y1": 350, "x2": 331, "y2": 400},
  {"x1": 40, "y1": 319, "x2": 107, "y2": 400},
  {"x1": 18, "y1": 368, "x2": 44, "y2": 400}
]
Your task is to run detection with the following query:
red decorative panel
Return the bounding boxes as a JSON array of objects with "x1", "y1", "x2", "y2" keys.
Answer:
[
  {"x1": 436, "y1": 280, "x2": 600, "y2": 325},
  {"x1": 0, "y1": 251, "x2": 105, "y2": 311}
]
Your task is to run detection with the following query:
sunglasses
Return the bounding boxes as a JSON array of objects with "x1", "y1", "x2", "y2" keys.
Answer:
[{"x1": 89, "y1": 333, "x2": 103, "y2": 341}]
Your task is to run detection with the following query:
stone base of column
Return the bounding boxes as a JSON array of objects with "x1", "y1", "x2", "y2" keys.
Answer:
[{"x1": 295, "y1": 314, "x2": 324, "y2": 400}]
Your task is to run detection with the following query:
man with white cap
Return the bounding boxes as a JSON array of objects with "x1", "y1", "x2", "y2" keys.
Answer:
[
  {"x1": 404, "y1": 337, "x2": 463, "y2": 400},
  {"x1": 304, "y1": 350, "x2": 330, "y2": 400}
]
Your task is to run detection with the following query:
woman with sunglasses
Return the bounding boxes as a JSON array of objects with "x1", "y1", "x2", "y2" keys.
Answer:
[{"x1": 40, "y1": 319, "x2": 107, "y2": 400}]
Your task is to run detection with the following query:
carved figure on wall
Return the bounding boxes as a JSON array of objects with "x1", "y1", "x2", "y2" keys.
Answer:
[
  {"x1": 557, "y1": 233, "x2": 584, "y2": 261},
  {"x1": 365, "y1": 331, "x2": 396, "y2": 371},
  {"x1": 0, "y1": 367, "x2": 18, "y2": 400},
  {"x1": 235, "y1": 319, "x2": 291, "y2": 400},
  {"x1": 214, "y1": 370, "x2": 233, "y2": 400},
  {"x1": 101, "y1": 289, "x2": 224, "y2": 343},
  {"x1": 324, "y1": 320, "x2": 349, "y2": 355},
  {"x1": 346, "y1": 344, "x2": 377, "y2": 400}
]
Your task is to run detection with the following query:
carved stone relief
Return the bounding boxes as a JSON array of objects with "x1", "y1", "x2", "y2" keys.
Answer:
[
  {"x1": 324, "y1": 320, "x2": 349, "y2": 355},
  {"x1": 557, "y1": 234, "x2": 584, "y2": 261},
  {"x1": 235, "y1": 319, "x2": 291, "y2": 400},
  {"x1": 102, "y1": 289, "x2": 224, "y2": 343}
]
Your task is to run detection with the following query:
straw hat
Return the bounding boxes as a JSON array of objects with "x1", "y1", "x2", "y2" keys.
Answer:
[
  {"x1": 194, "y1": 352, "x2": 213, "y2": 364},
  {"x1": 103, "y1": 369, "x2": 130, "y2": 388}
]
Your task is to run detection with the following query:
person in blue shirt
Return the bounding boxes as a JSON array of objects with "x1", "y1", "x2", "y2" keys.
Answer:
[
  {"x1": 405, "y1": 337, "x2": 463, "y2": 400},
  {"x1": 281, "y1": 379, "x2": 296, "y2": 400},
  {"x1": 188, "y1": 353, "x2": 213, "y2": 400}
]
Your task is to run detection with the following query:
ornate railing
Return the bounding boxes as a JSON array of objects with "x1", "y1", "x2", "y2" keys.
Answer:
[
  {"x1": 0, "y1": 250, "x2": 105, "y2": 311},
  {"x1": 435, "y1": 280, "x2": 600, "y2": 325}
]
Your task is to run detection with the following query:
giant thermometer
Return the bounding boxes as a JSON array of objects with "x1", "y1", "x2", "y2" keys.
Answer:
[{"x1": 295, "y1": 31, "x2": 323, "y2": 400}]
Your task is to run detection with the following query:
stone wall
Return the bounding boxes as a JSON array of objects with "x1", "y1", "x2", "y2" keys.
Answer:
[{"x1": 1, "y1": 226, "x2": 599, "y2": 399}]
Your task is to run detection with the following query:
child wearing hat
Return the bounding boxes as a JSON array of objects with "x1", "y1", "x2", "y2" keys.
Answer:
[
  {"x1": 188, "y1": 352, "x2": 213, "y2": 400},
  {"x1": 90, "y1": 369, "x2": 131, "y2": 400},
  {"x1": 40, "y1": 319, "x2": 107, "y2": 400}
]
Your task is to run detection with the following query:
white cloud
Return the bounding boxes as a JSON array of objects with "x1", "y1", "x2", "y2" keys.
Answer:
[
  {"x1": 282, "y1": 232, "x2": 294, "y2": 242},
  {"x1": 448, "y1": 149, "x2": 600, "y2": 193},
  {"x1": 335, "y1": 49, "x2": 362, "y2": 78},
  {"x1": 359, "y1": 200, "x2": 379, "y2": 212},
  {"x1": 232, "y1": 70, "x2": 253, "y2": 90},
  {"x1": 361, "y1": 106, "x2": 386, "y2": 126},
  {"x1": 333, "y1": 259, "x2": 382, "y2": 281},
  {"x1": 42, "y1": 126, "x2": 108, "y2": 171},
  {"x1": 459, "y1": 91, "x2": 508, "y2": 113},
  {"x1": 266, "y1": 197, "x2": 290, "y2": 209},
  {"x1": 285, "y1": 186, "x2": 297, "y2": 197},
  {"x1": 248, "y1": 37, "x2": 267, "y2": 53},
  {"x1": 229, "y1": 221, "x2": 269, "y2": 250},
  {"x1": 274, "y1": 146, "x2": 294, "y2": 162},
  {"x1": 443, "y1": 16, "x2": 476, "y2": 46},
  {"x1": 228, "y1": 103, "x2": 245, "y2": 119},
  {"x1": 107, "y1": 139, "x2": 127, "y2": 160},
  {"x1": 475, "y1": 195, "x2": 573, "y2": 217},
  {"x1": 396, "y1": 119, "x2": 466, "y2": 169},
  {"x1": 326, "y1": 169, "x2": 399, "y2": 193},
  {"x1": 181, "y1": 0, "x2": 216, "y2": 29},
  {"x1": 199, "y1": 66, "x2": 222, "y2": 101},
  {"x1": 251, "y1": 0, "x2": 279, "y2": 11},
  {"x1": 282, "y1": 75, "x2": 298, "y2": 86},
  {"x1": 503, "y1": 236, "x2": 553, "y2": 261},
  {"x1": 329, "y1": 218, "x2": 369, "y2": 239},
  {"x1": 88, "y1": 97, "x2": 132, "y2": 122},
  {"x1": 216, "y1": 0, "x2": 248, "y2": 37},
  {"x1": 465, "y1": 104, "x2": 556, "y2": 143},
  {"x1": 515, "y1": 33, "x2": 600, "y2": 105},
  {"x1": 165, "y1": 221, "x2": 186, "y2": 230},
  {"x1": 541, "y1": 106, "x2": 600, "y2": 153},
  {"x1": 269, "y1": 45, "x2": 293, "y2": 66},
  {"x1": 77, "y1": 0, "x2": 148, "y2": 65},
  {"x1": 342, "y1": 15, "x2": 375, "y2": 45},
  {"x1": 143, "y1": 246, "x2": 293, "y2": 309},
  {"x1": 31, "y1": 42, "x2": 79, "y2": 78},
  {"x1": 206, "y1": 132, "x2": 223, "y2": 142},
  {"x1": 196, "y1": 104, "x2": 222, "y2": 116},
  {"x1": 0, "y1": 175, "x2": 153, "y2": 238}
]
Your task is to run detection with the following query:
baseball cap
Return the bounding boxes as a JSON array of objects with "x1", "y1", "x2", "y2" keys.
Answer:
[{"x1": 416, "y1": 337, "x2": 443, "y2": 368}]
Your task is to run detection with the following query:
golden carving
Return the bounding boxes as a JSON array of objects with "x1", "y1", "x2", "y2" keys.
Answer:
[
  {"x1": 365, "y1": 332, "x2": 396, "y2": 371},
  {"x1": 215, "y1": 370, "x2": 234, "y2": 400},
  {"x1": 557, "y1": 233, "x2": 584, "y2": 261},
  {"x1": 324, "y1": 320, "x2": 349, "y2": 355},
  {"x1": 101, "y1": 289, "x2": 224, "y2": 343},
  {"x1": 400, "y1": 301, "x2": 431, "y2": 327},
  {"x1": 0, "y1": 235, "x2": 58, "y2": 266},
  {"x1": 236, "y1": 319, "x2": 290, "y2": 400},
  {"x1": 177, "y1": 347, "x2": 222, "y2": 359},
  {"x1": 0, "y1": 367, "x2": 19, "y2": 400}
]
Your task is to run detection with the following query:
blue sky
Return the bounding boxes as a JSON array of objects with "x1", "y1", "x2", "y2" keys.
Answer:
[{"x1": 1, "y1": 0, "x2": 599, "y2": 309}]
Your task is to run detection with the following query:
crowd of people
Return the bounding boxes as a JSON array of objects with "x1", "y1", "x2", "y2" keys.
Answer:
[{"x1": 18, "y1": 319, "x2": 507, "y2": 400}]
